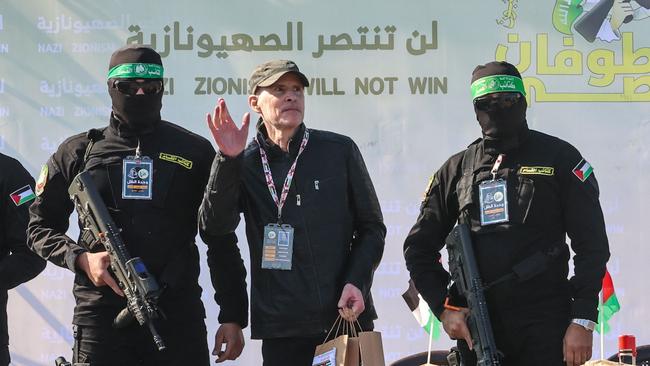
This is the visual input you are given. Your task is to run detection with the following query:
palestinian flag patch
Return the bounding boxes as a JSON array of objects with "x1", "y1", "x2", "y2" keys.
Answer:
[
  {"x1": 35, "y1": 164, "x2": 48, "y2": 196},
  {"x1": 572, "y1": 158, "x2": 593, "y2": 182},
  {"x1": 10, "y1": 185, "x2": 36, "y2": 206}
]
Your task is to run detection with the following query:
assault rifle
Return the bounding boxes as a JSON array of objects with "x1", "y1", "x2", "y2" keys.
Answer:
[
  {"x1": 445, "y1": 224, "x2": 501, "y2": 366},
  {"x1": 68, "y1": 171, "x2": 166, "y2": 351}
]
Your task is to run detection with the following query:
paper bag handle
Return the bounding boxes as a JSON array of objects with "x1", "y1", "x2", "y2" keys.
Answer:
[{"x1": 322, "y1": 316, "x2": 365, "y2": 343}]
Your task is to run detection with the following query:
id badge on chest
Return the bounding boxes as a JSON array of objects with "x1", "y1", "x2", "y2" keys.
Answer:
[
  {"x1": 262, "y1": 223, "x2": 294, "y2": 270},
  {"x1": 478, "y1": 179, "x2": 509, "y2": 225},
  {"x1": 122, "y1": 156, "x2": 153, "y2": 200}
]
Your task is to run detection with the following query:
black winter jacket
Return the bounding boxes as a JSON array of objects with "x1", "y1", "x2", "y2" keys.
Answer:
[{"x1": 199, "y1": 123, "x2": 386, "y2": 339}]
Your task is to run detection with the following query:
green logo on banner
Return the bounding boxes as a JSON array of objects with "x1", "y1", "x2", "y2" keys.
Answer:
[{"x1": 552, "y1": 0, "x2": 584, "y2": 35}]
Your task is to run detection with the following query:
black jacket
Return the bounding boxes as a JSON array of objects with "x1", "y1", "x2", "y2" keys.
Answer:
[
  {"x1": 27, "y1": 117, "x2": 248, "y2": 327},
  {"x1": 0, "y1": 154, "x2": 46, "y2": 347},
  {"x1": 404, "y1": 128, "x2": 610, "y2": 322},
  {"x1": 199, "y1": 123, "x2": 386, "y2": 339}
]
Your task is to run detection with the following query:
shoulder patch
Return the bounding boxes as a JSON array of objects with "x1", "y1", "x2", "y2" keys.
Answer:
[
  {"x1": 35, "y1": 165, "x2": 48, "y2": 196},
  {"x1": 422, "y1": 174, "x2": 438, "y2": 201},
  {"x1": 572, "y1": 159, "x2": 593, "y2": 182},
  {"x1": 9, "y1": 185, "x2": 36, "y2": 206},
  {"x1": 519, "y1": 166, "x2": 555, "y2": 176},
  {"x1": 159, "y1": 153, "x2": 193, "y2": 169}
]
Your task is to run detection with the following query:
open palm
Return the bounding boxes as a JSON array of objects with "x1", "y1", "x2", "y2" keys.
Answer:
[{"x1": 206, "y1": 98, "x2": 251, "y2": 157}]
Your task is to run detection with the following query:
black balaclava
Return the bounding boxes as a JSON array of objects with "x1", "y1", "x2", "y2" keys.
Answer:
[
  {"x1": 107, "y1": 45, "x2": 163, "y2": 135},
  {"x1": 471, "y1": 61, "x2": 528, "y2": 148}
]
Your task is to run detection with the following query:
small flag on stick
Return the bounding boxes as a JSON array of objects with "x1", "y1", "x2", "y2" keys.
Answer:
[
  {"x1": 596, "y1": 269, "x2": 620, "y2": 334},
  {"x1": 402, "y1": 280, "x2": 441, "y2": 340}
]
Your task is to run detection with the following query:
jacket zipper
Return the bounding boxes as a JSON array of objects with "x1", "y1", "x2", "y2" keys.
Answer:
[{"x1": 293, "y1": 176, "x2": 326, "y2": 332}]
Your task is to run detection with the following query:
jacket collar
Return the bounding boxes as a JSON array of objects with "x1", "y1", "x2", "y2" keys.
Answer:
[
  {"x1": 108, "y1": 112, "x2": 158, "y2": 138},
  {"x1": 255, "y1": 118, "x2": 306, "y2": 158}
]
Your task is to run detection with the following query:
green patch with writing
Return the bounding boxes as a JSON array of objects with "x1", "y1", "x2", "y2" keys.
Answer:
[
  {"x1": 159, "y1": 153, "x2": 193, "y2": 169},
  {"x1": 519, "y1": 166, "x2": 555, "y2": 176},
  {"x1": 422, "y1": 174, "x2": 438, "y2": 201}
]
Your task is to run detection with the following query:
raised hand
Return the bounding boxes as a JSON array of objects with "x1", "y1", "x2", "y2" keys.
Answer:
[{"x1": 206, "y1": 98, "x2": 251, "y2": 158}]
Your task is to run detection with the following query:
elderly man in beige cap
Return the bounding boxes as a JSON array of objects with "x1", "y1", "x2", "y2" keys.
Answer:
[{"x1": 199, "y1": 60, "x2": 386, "y2": 365}]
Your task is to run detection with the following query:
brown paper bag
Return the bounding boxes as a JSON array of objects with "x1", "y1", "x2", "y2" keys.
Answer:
[
  {"x1": 341, "y1": 320, "x2": 385, "y2": 366},
  {"x1": 314, "y1": 316, "x2": 350, "y2": 366},
  {"x1": 313, "y1": 334, "x2": 348, "y2": 366},
  {"x1": 315, "y1": 316, "x2": 386, "y2": 366},
  {"x1": 358, "y1": 331, "x2": 386, "y2": 366},
  {"x1": 345, "y1": 337, "x2": 360, "y2": 366}
]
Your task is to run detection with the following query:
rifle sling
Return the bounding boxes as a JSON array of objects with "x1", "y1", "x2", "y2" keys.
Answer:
[{"x1": 482, "y1": 241, "x2": 565, "y2": 291}]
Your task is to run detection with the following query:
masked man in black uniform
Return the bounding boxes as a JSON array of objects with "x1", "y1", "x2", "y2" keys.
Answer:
[
  {"x1": 0, "y1": 154, "x2": 46, "y2": 366},
  {"x1": 403, "y1": 61, "x2": 610, "y2": 366},
  {"x1": 27, "y1": 45, "x2": 247, "y2": 365}
]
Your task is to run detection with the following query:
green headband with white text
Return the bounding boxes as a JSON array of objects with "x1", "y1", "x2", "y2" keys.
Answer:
[
  {"x1": 107, "y1": 63, "x2": 164, "y2": 80},
  {"x1": 471, "y1": 75, "x2": 526, "y2": 99}
]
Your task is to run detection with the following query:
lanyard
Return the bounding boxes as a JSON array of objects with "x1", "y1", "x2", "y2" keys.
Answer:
[
  {"x1": 491, "y1": 154, "x2": 505, "y2": 180},
  {"x1": 256, "y1": 129, "x2": 309, "y2": 222},
  {"x1": 135, "y1": 138, "x2": 142, "y2": 158}
]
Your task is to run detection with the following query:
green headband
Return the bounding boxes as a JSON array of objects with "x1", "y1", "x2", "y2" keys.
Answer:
[
  {"x1": 107, "y1": 63, "x2": 164, "y2": 80},
  {"x1": 471, "y1": 75, "x2": 526, "y2": 99}
]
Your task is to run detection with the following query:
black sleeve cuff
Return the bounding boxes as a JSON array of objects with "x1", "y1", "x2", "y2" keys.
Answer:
[
  {"x1": 64, "y1": 245, "x2": 88, "y2": 273},
  {"x1": 216, "y1": 298, "x2": 249, "y2": 329},
  {"x1": 571, "y1": 298, "x2": 599, "y2": 322}
]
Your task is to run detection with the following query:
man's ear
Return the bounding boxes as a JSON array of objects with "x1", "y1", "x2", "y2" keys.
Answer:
[{"x1": 248, "y1": 95, "x2": 261, "y2": 113}]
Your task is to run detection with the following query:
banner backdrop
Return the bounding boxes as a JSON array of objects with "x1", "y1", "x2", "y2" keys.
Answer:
[{"x1": 1, "y1": 0, "x2": 649, "y2": 364}]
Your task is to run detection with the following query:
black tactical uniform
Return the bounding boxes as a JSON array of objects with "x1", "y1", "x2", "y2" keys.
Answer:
[
  {"x1": 27, "y1": 45, "x2": 247, "y2": 366},
  {"x1": 0, "y1": 154, "x2": 46, "y2": 366},
  {"x1": 404, "y1": 62, "x2": 610, "y2": 366}
]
